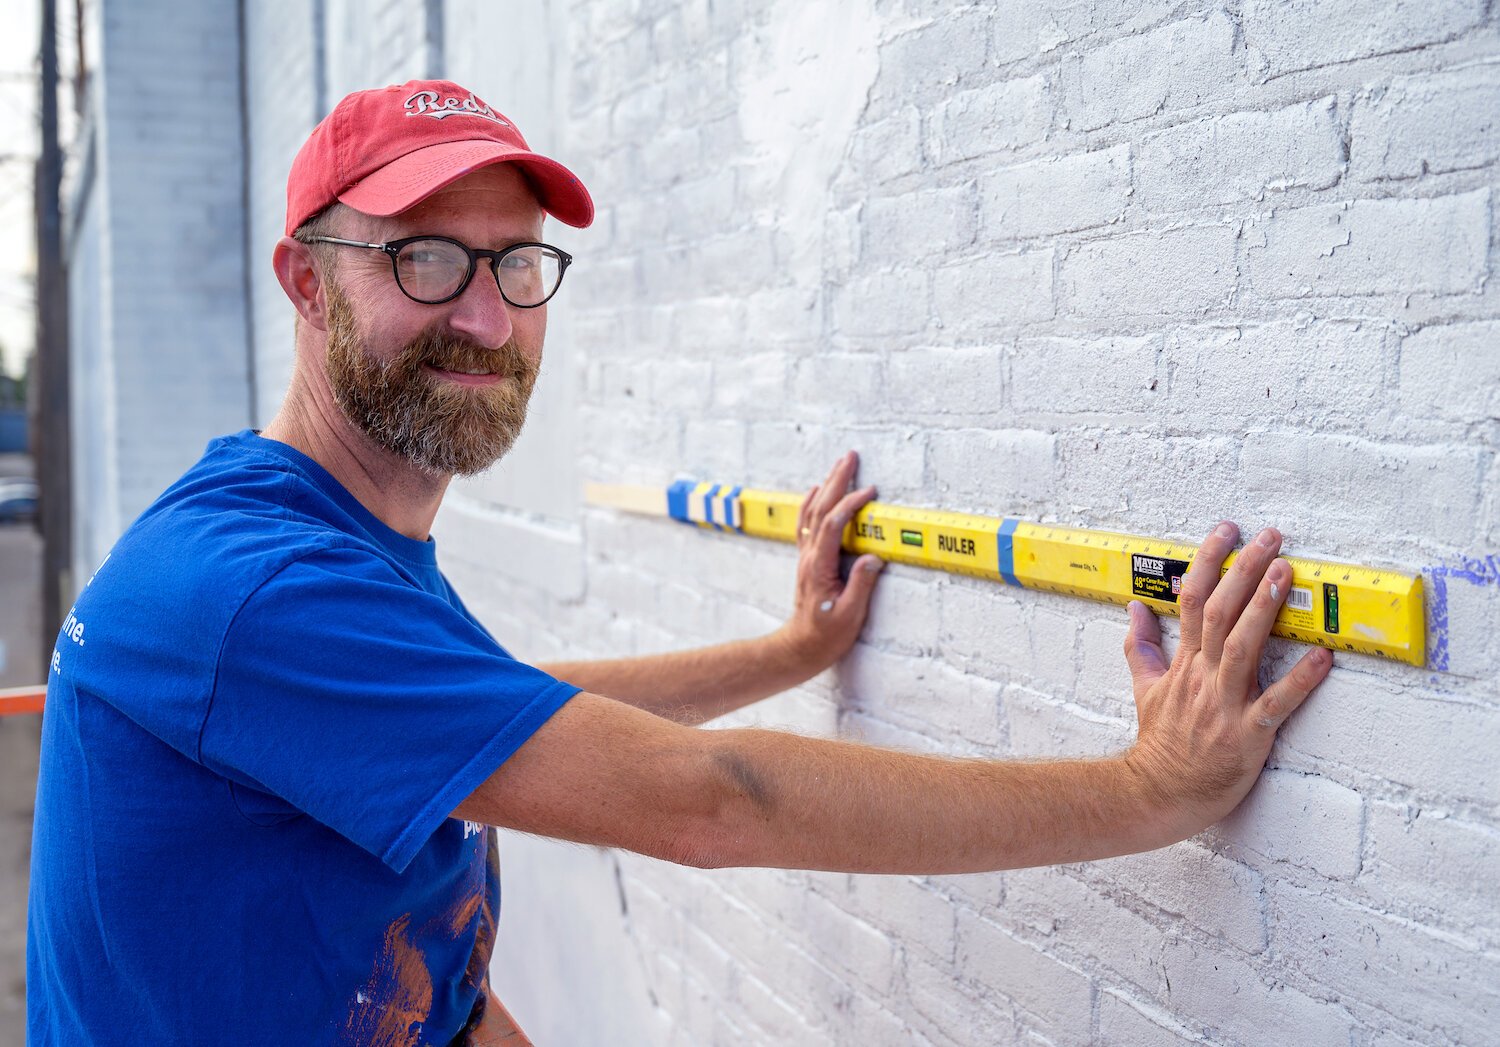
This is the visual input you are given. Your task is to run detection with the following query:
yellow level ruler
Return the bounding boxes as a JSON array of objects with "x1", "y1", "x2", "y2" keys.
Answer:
[{"x1": 585, "y1": 480, "x2": 1427, "y2": 667}]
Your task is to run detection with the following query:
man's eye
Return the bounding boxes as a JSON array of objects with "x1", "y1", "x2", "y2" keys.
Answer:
[{"x1": 500, "y1": 253, "x2": 536, "y2": 270}]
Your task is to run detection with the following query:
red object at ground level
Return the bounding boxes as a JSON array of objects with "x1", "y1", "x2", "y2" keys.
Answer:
[{"x1": 0, "y1": 686, "x2": 45, "y2": 716}]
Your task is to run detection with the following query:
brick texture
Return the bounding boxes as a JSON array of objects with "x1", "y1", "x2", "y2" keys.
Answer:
[{"x1": 466, "y1": 2, "x2": 1498, "y2": 1040}]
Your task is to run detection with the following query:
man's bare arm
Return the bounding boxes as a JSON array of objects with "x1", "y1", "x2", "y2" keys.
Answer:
[
  {"x1": 458, "y1": 690, "x2": 1166, "y2": 872},
  {"x1": 457, "y1": 521, "x2": 1332, "y2": 873},
  {"x1": 536, "y1": 631, "x2": 840, "y2": 726},
  {"x1": 538, "y1": 452, "x2": 883, "y2": 725}
]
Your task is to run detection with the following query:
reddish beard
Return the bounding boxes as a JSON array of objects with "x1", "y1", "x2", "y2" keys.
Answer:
[{"x1": 324, "y1": 284, "x2": 540, "y2": 476}]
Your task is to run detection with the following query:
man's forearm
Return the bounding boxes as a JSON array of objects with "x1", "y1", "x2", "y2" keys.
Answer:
[
  {"x1": 537, "y1": 629, "x2": 818, "y2": 725},
  {"x1": 684, "y1": 728, "x2": 1171, "y2": 873},
  {"x1": 463, "y1": 693, "x2": 1173, "y2": 875}
]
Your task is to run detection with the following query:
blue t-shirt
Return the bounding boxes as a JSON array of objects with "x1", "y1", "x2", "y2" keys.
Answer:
[{"x1": 27, "y1": 430, "x2": 579, "y2": 1045}]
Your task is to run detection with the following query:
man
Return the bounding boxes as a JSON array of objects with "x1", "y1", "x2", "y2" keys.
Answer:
[{"x1": 28, "y1": 79, "x2": 1332, "y2": 1045}]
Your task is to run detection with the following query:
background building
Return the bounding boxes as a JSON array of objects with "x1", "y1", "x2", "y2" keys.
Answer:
[{"x1": 42, "y1": 0, "x2": 1500, "y2": 1043}]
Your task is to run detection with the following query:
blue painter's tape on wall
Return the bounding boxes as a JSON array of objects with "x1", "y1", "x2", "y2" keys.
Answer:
[
  {"x1": 667, "y1": 480, "x2": 694, "y2": 523},
  {"x1": 997, "y1": 518, "x2": 1022, "y2": 587}
]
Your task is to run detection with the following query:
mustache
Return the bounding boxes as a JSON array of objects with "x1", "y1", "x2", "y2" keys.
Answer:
[
  {"x1": 322, "y1": 284, "x2": 536, "y2": 383},
  {"x1": 390, "y1": 328, "x2": 535, "y2": 379}
]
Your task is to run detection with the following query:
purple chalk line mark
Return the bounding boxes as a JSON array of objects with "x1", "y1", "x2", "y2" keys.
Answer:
[{"x1": 1422, "y1": 554, "x2": 1500, "y2": 674}]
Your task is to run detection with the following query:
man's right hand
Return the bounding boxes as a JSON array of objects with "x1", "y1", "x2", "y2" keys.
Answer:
[{"x1": 1120, "y1": 521, "x2": 1335, "y2": 847}]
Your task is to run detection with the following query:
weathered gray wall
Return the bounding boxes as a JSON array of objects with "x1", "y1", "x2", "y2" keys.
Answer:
[
  {"x1": 64, "y1": 0, "x2": 251, "y2": 582},
  {"x1": 67, "y1": 1, "x2": 1500, "y2": 1044}
]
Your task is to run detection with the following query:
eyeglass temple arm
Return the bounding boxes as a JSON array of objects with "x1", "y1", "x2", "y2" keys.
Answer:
[{"x1": 309, "y1": 235, "x2": 390, "y2": 251}]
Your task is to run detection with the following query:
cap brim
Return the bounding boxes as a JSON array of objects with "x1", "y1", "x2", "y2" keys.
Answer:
[{"x1": 338, "y1": 139, "x2": 594, "y2": 228}]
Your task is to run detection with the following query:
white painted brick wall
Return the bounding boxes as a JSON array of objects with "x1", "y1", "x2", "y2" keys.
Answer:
[
  {"x1": 1061, "y1": 12, "x2": 1240, "y2": 131},
  {"x1": 1349, "y1": 63, "x2": 1500, "y2": 181},
  {"x1": 1132, "y1": 97, "x2": 1345, "y2": 210},
  {"x1": 68, "y1": 0, "x2": 1495, "y2": 1043},
  {"x1": 1242, "y1": 0, "x2": 1488, "y2": 80},
  {"x1": 458, "y1": 2, "x2": 1500, "y2": 1043},
  {"x1": 1244, "y1": 191, "x2": 1491, "y2": 299},
  {"x1": 980, "y1": 144, "x2": 1132, "y2": 240}
]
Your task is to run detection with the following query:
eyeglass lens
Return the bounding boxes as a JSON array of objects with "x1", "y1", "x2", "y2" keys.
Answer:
[{"x1": 393, "y1": 239, "x2": 564, "y2": 306}]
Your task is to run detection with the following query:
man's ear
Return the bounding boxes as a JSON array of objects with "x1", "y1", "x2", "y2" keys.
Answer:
[{"x1": 273, "y1": 237, "x2": 331, "y2": 331}]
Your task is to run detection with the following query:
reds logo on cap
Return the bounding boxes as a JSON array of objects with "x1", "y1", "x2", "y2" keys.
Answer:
[
  {"x1": 402, "y1": 88, "x2": 512, "y2": 125},
  {"x1": 284, "y1": 78, "x2": 593, "y2": 236}
]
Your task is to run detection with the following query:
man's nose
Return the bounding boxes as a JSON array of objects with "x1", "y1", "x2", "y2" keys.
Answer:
[{"x1": 446, "y1": 261, "x2": 514, "y2": 349}]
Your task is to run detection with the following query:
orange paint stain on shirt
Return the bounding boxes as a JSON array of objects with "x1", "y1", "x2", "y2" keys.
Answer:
[{"x1": 342, "y1": 913, "x2": 434, "y2": 1047}]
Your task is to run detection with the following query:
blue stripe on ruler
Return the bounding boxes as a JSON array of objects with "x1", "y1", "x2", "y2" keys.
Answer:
[
  {"x1": 996, "y1": 518, "x2": 1022, "y2": 587},
  {"x1": 703, "y1": 484, "x2": 722, "y2": 530},
  {"x1": 667, "y1": 480, "x2": 694, "y2": 523},
  {"x1": 723, "y1": 485, "x2": 742, "y2": 531}
]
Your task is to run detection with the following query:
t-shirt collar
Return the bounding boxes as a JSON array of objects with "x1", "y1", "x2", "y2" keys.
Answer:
[{"x1": 235, "y1": 429, "x2": 439, "y2": 567}]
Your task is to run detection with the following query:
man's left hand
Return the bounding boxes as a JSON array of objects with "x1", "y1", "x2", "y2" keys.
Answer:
[{"x1": 775, "y1": 451, "x2": 885, "y2": 673}]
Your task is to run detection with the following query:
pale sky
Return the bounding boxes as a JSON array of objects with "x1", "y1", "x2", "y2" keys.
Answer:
[{"x1": 0, "y1": 1, "x2": 40, "y2": 380}]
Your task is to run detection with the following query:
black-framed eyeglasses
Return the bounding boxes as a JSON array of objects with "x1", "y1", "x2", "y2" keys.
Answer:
[{"x1": 305, "y1": 234, "x2": 572, "y2": 308}]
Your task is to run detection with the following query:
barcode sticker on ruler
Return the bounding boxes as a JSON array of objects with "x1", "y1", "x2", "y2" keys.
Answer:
[{"x1": 1287, "y1": 586, "x2": 1313, "y2": 611}]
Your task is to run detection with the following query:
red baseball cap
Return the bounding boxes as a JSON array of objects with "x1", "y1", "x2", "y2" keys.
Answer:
[{"x1": 284, "y1": 79, "x2": 594, "y2": 235}]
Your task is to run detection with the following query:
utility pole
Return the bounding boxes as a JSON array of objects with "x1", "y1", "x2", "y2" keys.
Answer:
[{"x1": 33, "y1": 0, "x2": 71, "y2": 672}]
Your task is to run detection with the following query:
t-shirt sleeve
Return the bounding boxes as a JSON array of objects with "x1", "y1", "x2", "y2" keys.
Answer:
[{"x1": 199, "y1": 545, "x2": 579, "y2": 873}]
